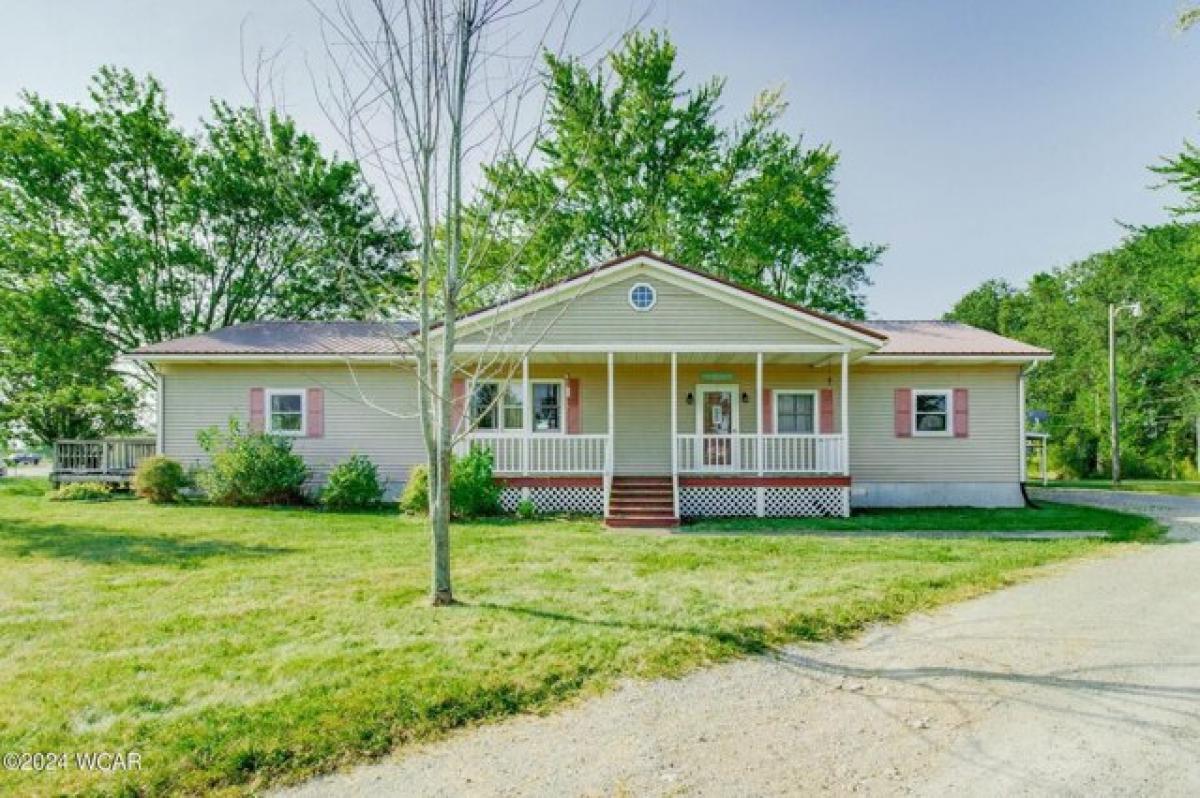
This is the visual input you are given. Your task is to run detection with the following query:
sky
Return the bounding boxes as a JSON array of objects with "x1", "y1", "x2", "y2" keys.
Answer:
[{"x1": 1, "y1": 1, "x2": 1197, "y2": 319}]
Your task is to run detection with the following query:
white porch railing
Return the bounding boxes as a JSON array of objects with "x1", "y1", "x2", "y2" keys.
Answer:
[
  {"x1": 53, "y1": 438, "x2": 157, "y2": 475},
  {"x1": 675, "y1": 434, "x2": 845, "y2": 474},
  {"x1": 460, "y1": 433, "x2": 610, "y2": 475}
]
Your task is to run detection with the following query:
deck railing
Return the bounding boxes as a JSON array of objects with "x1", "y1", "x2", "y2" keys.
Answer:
[
  {"x1": 675, "y1": 433, "x2": 845, "y2": 475},
  {"x1": 53, "y1": 438, "x2": 157, "y2": 475},
  {"x1": 459, "y1": 433, "x2": 610, "y2": 475}
]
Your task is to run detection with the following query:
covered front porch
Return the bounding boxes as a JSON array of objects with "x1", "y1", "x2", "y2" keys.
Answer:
[{"x1": 453, "y1": 345, "x2": 854, "y2": 522}]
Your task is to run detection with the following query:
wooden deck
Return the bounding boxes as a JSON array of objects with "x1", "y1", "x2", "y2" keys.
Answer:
[{"x1": 51, "y1": 438, "x2": 156, "y2": 486}]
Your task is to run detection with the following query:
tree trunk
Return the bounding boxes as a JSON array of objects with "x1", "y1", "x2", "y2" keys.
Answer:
[{"x1": 430, "y1": 439, "x2": 454, "y2": 605}]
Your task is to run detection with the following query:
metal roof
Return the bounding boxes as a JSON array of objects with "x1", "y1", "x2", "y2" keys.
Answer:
[
  {"x1": 131, "y1": 321, "x2": 417, "y2": 356},
  {"x1": 861, "y1": 320, "x2": 1051, "y2": 356}
]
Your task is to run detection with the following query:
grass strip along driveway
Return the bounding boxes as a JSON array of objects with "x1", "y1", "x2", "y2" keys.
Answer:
[
  {"x1": 1038, "y1": 479, "x2": 1200, "y2": 497},
  {"x1": 0, "y1": 478, "x2": 1162, "y2": 796}
]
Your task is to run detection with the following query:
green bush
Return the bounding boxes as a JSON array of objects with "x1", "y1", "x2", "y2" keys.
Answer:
[
  {"x1": 132, "y1": 456, "x2": 188, "y2": 503},
  {"x1": 515, "y1": 498, "x2": 537, "y2": 520},
  {"x1": 450, "y1": 447, "x2": 502, "y2": 518},
  {"x1": 400, "y1": 464, "x2": 429, "y2": 514},
  {"x1": 195, "y1": 420, "x2": 309, "y2": 506},
  {"x1": 50, "y1": 481, "x2": 112, "y2": 501},
  {"x1": 321, "y1": 454, "x2": 386, "y2": 510},
  {"x1": 400, "y1": 447, "x2": 501, "y2": 518}
]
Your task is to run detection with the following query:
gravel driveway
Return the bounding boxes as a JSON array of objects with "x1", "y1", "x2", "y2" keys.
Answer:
[
  {"x1": 280, "y1": 492, "x2": 1200, "y2": 797},
  {"x1": 1030, "y1": 487, "x2": 1200, "y2": 541}
]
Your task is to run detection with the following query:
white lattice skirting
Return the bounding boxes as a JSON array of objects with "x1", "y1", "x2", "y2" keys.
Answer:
[
  {"x1": 680, "y1": 486, "x2": 757, "y2": 517},
  {"x1": 763, "y1": 487, "x2": 849, "y2": 517},
  {"x1": 680, "y1": 486, "x2": 849, "y2": 518},
  {"x1": 500, "y1": 486, "x2": 605, "y2": 515}
]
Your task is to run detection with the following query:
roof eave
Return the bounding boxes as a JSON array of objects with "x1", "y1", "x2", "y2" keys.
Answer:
[
  {"x1": 126, "y1": 352, "x2": 412, "y2": 364},
  {"x1": 859, "y1": 353, "x2": 1054, "y2": 364}
]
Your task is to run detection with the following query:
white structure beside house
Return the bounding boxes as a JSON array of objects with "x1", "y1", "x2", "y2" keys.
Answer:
[{"x1": 131, "y1": 252, "x2": 1050, "y2": 526}]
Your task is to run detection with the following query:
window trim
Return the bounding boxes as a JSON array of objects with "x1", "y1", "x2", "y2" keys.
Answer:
[
  {"x1": 773, "y1": 389, "x2": 819, "y2": 435},
  {"x1": 528, "y1": 378, "x2": 566, "y2": 435},
  {"x1": 265, "y1": 388, "x2": 307, "y2": 437},
  {"x1": 628, "y1": 282, "x2": 657, "y2": 311},
  {"x1": 911, "y1": 388, "x2": 953, "y2": 437},
  {"x1": 469, "y1": 378, "x2": 565, "y2": 435}
]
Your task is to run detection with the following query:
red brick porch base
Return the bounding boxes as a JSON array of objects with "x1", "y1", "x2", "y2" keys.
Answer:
[{"x1": 678, "y1": 475, "x2": 851, "y2": 488}]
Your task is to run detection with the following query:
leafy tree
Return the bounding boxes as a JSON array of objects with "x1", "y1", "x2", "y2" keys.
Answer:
[
  {"x1": 0, "y1": 67, "x2": 412, "y2": 397},
  {"x1": 478, "y1": 32, "x2": 881, "y2": 317},
  {"x1": 1181, "y1": 5, "x2": 1200, "y2": 31},
  {"x1": 946, "y1": 223, "x2": 1200, "y2": 479},
  {"x1": 0, "y1": 286, "x2": 138, "y2": 444},
  {"x1": 944, "y1": 278, "x2": 1019, "y2": 334}
]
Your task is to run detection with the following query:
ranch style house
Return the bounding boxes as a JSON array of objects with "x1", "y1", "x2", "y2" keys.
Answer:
[{"x1": 130, "y1": 252, "x2": 1051, "y2": 526}]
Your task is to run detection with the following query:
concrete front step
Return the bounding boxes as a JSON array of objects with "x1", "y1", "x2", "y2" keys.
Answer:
[
  {"x1": 610, "y1": 505, "x2": 675, "y2": 513},
  {"x1": 611, "y1": 485, "x2": 672, "y2": 491},
  {"x1": 606, "y1": 515, "x2": 681, "y2": 528},
  {"x1": 607, "y1": 475, "x2": 679, "y2": 528}
]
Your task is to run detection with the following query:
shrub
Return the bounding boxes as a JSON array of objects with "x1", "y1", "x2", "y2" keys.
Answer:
[
  {"x1": 132, "y1": 456, "x2": 188, "y2": 503},
  {"x1": 321, "y1": 454, "x2": 386, "y2": 510},
  {"x1": 400, "y1": 464, "x2": 429, "y2": 514},
  {"x1": 400, "y1": 448, "x2": 501, "y2": 518},
  {"x1": 515, "y1": 498, "x2": 537, "y2": 520},
  {"x1": 450, "y1": 447, "x2": 502, "y2": 518},
  {"x1": 195, "y1": 420, "x2": 309, "y2": 506},
  {"x1": 50, "y1": 481, "x2": 112, "y2": 501}
]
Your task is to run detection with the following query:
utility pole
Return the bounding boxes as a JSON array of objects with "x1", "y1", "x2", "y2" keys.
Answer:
[
  {"x1": 1108, "y1": 302, "x2": 1141, "y2": 487},
  {"x1": 1108, "y1": 304, "x2": 1120, "y2": 486}
]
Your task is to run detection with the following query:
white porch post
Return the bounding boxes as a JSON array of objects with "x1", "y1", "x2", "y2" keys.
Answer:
[
  {"x1": 840, "y1": 351, "x2": 850, "y2": 477},
  {"x1": 522, "y1": 357, "x2": 530, "y2": 476},
  {"x1": 755, "y1": 352, "x2": 765, "y2": 517},
  {"x1": 606, "y1": 352, "x2": 615, "y2": 517},
  {"x1": 607, "y1": 352, "x2": 615, "y2": 454},
  {"x1": 841, "y1": 351, "x2": 851, "y2": 517},
  {"x1": 670, "y1": 352, "x2": 679, "y2": 519}
]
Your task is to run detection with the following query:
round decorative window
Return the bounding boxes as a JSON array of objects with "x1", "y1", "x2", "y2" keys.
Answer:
[{"x1": 628, "y1": 282, "x2": 656, "y2": 311}]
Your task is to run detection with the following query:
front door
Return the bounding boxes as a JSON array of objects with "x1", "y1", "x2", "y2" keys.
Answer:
[{"x1": 698, "y1": 385, "x2": 738, "y2": 469}]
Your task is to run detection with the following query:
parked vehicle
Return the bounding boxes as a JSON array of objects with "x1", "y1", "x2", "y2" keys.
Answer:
[{"x1": 7, "y1": 452, "x2": 43, "y2": 466}]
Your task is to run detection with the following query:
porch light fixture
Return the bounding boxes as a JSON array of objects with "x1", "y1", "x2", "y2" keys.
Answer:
[
  {"x1": 686, "y1": 392, "x2": 694, "y2": 405},
  {"x1": 741, "y1": 391, "x2": 749, "y2": 404}
]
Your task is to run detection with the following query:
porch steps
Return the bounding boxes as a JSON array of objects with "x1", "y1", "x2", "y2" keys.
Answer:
[{"x1": 606, "y1": 476, "x2": 679, "y2": 528}]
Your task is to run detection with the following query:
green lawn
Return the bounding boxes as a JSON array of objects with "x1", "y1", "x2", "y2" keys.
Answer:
[
  {"x1": 686, "y1": 503, "x2": 1163, "y2": 538},
  {"x1": 0, "y1": 478, "x2": 1162, "y2": 796},
  {"x1": 1038, "y1": 479, "x2": 1200, "y2": 497}
]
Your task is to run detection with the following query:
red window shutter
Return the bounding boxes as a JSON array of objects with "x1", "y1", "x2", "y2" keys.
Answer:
[
  {"x1": 566, "y1": 378, "x2": 581, "y2": 433},
  {"x1": 451, "y1": 378, "x2": 466, "y2": 433},
  {"x1": 306, "y1": 387, "x2": 324, "y2": 438},
  {"x1": 894, "y1": 388, "x2": 912, "y2": 437},
  {"x1": 249, "y1": 387, "x2": 265, "y2": 432},
  {"x1": 761, "y1": 389, "x2": 773, "y2": 434},
  {"x1": 954, "y1": 388, "x2": 969, "y2": 438},
  {"x1": 819, "y1": 388, "x2": 835, "y2": 433}
]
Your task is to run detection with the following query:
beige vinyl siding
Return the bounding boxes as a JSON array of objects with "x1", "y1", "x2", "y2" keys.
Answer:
[
  {"x1": 157, "y1": 359, "x2": 1022, "y2": 489},
  {"x1": 847, "y1": 364, "x2": 1021, "y2": 483},
  {"x1": 159, "y1": 363, "x2": 424, "y2": 491},
  {"x1": 458, "y1": 272, "x2": 832, "y2": 348},
  {"x1": 612, "y1": 364, "x2": 671, "y2": 474}
]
